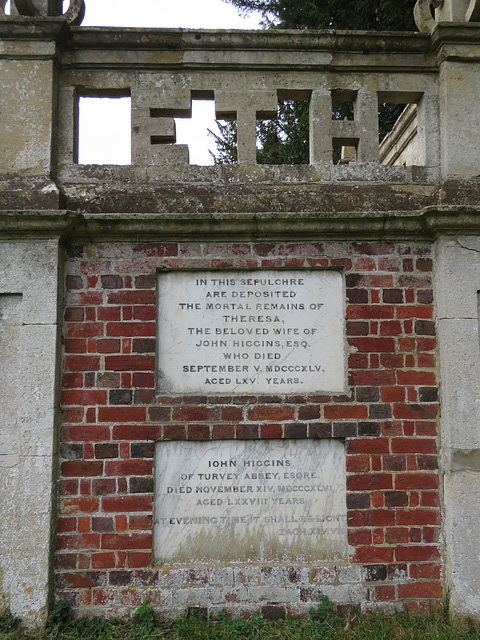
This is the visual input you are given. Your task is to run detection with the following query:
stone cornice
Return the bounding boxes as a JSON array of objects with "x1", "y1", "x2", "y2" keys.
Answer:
[{"x1": 2, "y1": 206, "x2": 480, "y2": 242}]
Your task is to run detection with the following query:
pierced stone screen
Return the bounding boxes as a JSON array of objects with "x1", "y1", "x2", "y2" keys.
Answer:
[
  {"x1": 157, "y1": 270, "x2": 344, "y2": 394},
  {"x1": 153, "y1": 439, "x2": 347, "y2": 564}
]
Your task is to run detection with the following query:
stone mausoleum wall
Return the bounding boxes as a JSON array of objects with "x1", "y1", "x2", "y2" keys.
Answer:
[
  {"x1": 3, "y1": 0, "x2": 480, "y2": 626},
  {"x1": 57, "y1": 239, "x2": 440, "y2": 618}
]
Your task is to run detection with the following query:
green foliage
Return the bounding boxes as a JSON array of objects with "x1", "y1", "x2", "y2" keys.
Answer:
[
  {"x1": 256, "y1": 100, "x2": 310, "y2": 165},
  {"x1": 133, "y1": 601, "x2": 156, "y2": 638},
  {"x1": 211, "y1": 0, "x2": 418, "y2": 164},
  {"x1": 2, "y1": 597, "x2": 480, "y2": 640},
  {"x1": 223, "y1": 0, "x2": 417, "y2": 31},
  {"x1": 46, "y1": 600, "x2": 73, "y2": 631},
  {"x1": 209, "y1": 120, "x2": 237, "y2": 164},
  {"x1": 0, "y1": 609, "x2": 21, "y2": 634}
]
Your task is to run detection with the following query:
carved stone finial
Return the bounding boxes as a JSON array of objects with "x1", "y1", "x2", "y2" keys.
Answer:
[
  {"x1": 0, "y1": 0, "x2": 85, "y2": 24},
  {"x1": 414, "y1": 0, "x2": 480, "y2": 33},
  {"x1": 414, "y1": 0, "x2": 443, "y2": 33}
]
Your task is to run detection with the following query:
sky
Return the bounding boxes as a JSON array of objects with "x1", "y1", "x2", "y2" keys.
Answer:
[{"x1": 2, "y1": 0, "x2": 263, "y2": 165}]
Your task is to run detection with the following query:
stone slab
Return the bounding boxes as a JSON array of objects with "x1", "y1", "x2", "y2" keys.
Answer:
[
  {"x1": 153, "y1": 439, "x2": 347, "y2": 564},
  {"x1": 157, "y1": 270, "x2": 345, "y2": 394}
]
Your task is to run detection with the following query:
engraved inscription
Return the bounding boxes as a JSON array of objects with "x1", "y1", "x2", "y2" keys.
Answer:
[
  {"x1": 153, "y1": 439, "x2": 348, "y2": 564},
  {"x1": 157, "y1": 270, "x2": 345, "y2": 394}
]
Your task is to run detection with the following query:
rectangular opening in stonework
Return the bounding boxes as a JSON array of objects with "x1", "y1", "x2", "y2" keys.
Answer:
[
  {"x1": 156, "y1": 269, "x2": 346, "y2": 395},
  {"x1": 153, "y1": 439, "x2": 348, "y2": 565},
  {"x1": 77, "y1": 93, "x2": 132, "y2": 165}
]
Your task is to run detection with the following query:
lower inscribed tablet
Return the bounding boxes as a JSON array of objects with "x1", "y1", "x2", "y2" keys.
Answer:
[{"x1": 153, "y1": 439, "x2": 347, "y2": 564}]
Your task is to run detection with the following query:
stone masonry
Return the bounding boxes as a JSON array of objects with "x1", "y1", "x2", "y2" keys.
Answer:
[{"x1": 1, "y1": 0, "x2": 480, "y2": 625}]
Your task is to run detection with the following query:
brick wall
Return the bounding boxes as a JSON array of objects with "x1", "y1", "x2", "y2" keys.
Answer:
[{"x1": 56, "y1": 240, "x2": 441, "y2": 618}]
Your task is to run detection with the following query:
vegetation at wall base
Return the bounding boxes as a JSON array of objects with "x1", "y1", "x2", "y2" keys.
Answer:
[{"x1": 1, "y1": 597, "x2": 480, "y2": 640}]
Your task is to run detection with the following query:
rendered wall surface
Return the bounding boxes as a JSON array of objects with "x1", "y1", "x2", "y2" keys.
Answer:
[
  {"x1": 0, "y1": 240, "x2": 62, "y2": 624},
  {"x1": 435, "y1": 235, "x2": 480, "y2": 615}
]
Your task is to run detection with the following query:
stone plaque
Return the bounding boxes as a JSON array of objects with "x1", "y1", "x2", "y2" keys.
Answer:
[
  {"x1": 153, "y1": 439, "x2": 347, "y2": 564},
  {"x1": 157, "y1": 270, "x2": 344, "y2": 394}
]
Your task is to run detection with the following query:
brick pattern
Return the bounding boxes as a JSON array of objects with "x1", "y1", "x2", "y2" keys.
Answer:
[{"x1": 57, "y1": 241, "x2": 441, "y2": 617}]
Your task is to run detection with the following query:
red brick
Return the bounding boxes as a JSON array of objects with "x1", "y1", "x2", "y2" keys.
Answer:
[
  {"x1": 101, "y1": 533, "x2": 152, "y2": 550},
  {"x1": 60, "y1": 573, "x2": 104, "y2": 589},
  {"x1": 247, "y1": 406, "x2": 295, "y2": 421},
  {"x1": 57, "y1": 533, "x2": 100, "y2": 551},
  {"x1": 163, "y1": 425, "x2": 186, "y2": 440},
  {"x1": 349, "y1": 337, "x2": 395, "y2": 352},
  {"x1": 61, "y1": 390, "x2": 107, "y2": 406},
  {"x1": 60, "y1": 497, "x2": 99, "y2": 514},
  {"x1": 107, "y1": 291, "x2": 155, "y2": 305},
  {"x1": 396, "y1": 509, "x2": 440, "y2": 526},
  {"x1": 105, "y1": 356, "x2": 155, "y2": 372},
  {"x1": 347, "y1": 474, "x2": 392, "y2": 492},
  {"x1": 57, "y1": 517, "x2": 76, "y2": 533},
  {"x1": 353, "y1": 547, "x2": 394, "y2": 563},
  {"x1": 396, "y1": 306, "x2": 433, "y2": 319},
  {"x1": 63, "y1": 425, "x2": 111, "y2": 442},
  {"x1": 172, "y1": 407, "x2": 213, "y2": 421},
  {"x1": 211, "y1": 424, "x2": 235, "y2": 439},
  {"x1": 220, "y1": 406, "x2": 243, "y2": 421},
  {"x1": 187, "y1": 424, "x2": 211, "y2": 439},
  {"x1": 397, "y1": 371, "x2": 436, "y2": 386},
  {"x1": 395, "y1": 545, "x2": 440, "y2": 562},
  {"x1": 348, "y1": 510, "x2": 395, "y2": 527},
  {"x1": 65, "y1": 355, "x2": 100, "y2": 371},
  {"x1": 346, "y1": 456, "x2": 370, "y2": 472},
  {"x1": 66, "y1": 323, "x2": 103, "y2": 338},
  {"x1": 385, "y1": 527, "x2": 409, "y2": 544},
  {"x1": 393, "y1": 404, "x2": 438, "y2": 419},
  {"x1": 130, "y1": 515, "x2": 153, "y2": 530},
  {"x1": 379, "y1": 321, "x2": 402, "y2": 336},
  {"x1": 133, "y1": 243, "x2": 177, "y2": 257},
  {"x1": 62, "y1": 461, "x2": 103, "y2": 477},
  {"x1": 347, "y1": 305, "x2": 394, "y2": 320},
  {"x1": 96, "y1": 339, "x2": 121, "y2": 353},
  {"x1": 64, "y1": 339, "x2": 87, "y2": 353},
  {"x1": 351, "y1": 370, "x2": 396, "y2": 386},
  {"x1": 102, "y1": 495, "x2": 153, "y2": 512},
  {"x1": 421, "y1": 493, "x2": 440, "y2": 507},
  {"x1": 98, "y1": 407, "x2": 146, "y2": 423},
  {"x1": 112, "y1": 424, "x2": 162, "y2": 441},
  {"x1": 92, "y1": 552, "x2": 116, "y2": 569},
  {"x1": 106, "y1": 322, "x2": 155, "y2": 337},
  {"x1": 128, "y1": 552, "x2": 152, "y2": 568},
  {"x1": 418, "y1": 563, "x2": 441, "y2": 579},
  {"x1": 395, "y1": 472, "x2": 439, "y2": 490},
  {"x1": 104, "y1": 459, "x2": 153, "y2": 476},
  {"x1": 417, "y1": 338, "x2": 436, "y2": 351},
  {"x1": 348, "y1": 529, "x2": 372, "y2": 545},
  {"x1": 324, "y1": 405, "x2": 367, "y2": 420},
  {"x1": 133, "y1": 372, "x2": 155, "y2": 387},
  {"x1": 375, "y1": 585, "x2": 396, "y2": 601},
  {"x1": 347, "y1": 438, "x2": 389, "y2": 454},
  {"x1": 381, "y1": 387, "x2": 405, "y2": 402},
  {"x1": 397, "y1": 582, "x2": 442, "y2": 599},
  {"x1": 391, "y1": 438, "x2": 437, "y2": 454},
  {"x1": 62, "y1": 408, "x2": 85, "y2": 423},
  {"x1": 97, "y1": 306, "x2": 122, "y2": 321}
]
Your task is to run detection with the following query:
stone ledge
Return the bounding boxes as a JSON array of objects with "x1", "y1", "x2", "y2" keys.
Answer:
[{"x1": 2, "y1": 205, "x2": 480, "y2": 241}]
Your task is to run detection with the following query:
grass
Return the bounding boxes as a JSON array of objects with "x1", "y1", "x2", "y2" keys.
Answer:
[{"x1": 1, "y1": 596, "x2": 479, "y2": 640}]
